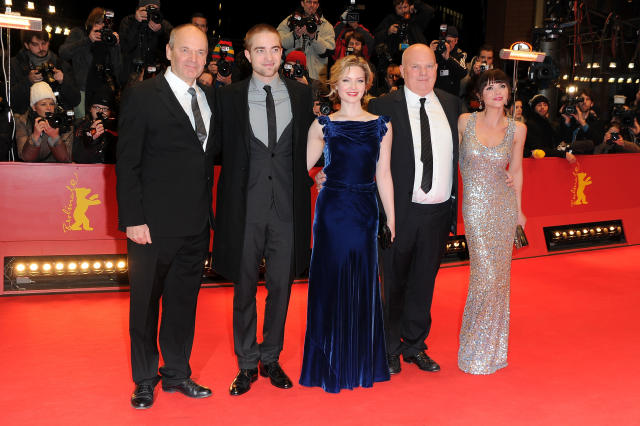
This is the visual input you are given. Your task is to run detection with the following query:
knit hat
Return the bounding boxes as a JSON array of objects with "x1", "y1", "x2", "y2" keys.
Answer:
[
  {"x1": 138, "y1": 0, "x2": 160, "y2": 7},
  {"x1": 88, "y1": 87, "x2": 115, "y2": 108},
  {"x1": 286, "y1": 50, "x2": 307, "y2": 68},
  {"x1": 30, "y1": 81, "x2": 56, "y2": 107},
  {"x1": 211, "y1": 39, "x2": 235, "y2": 63},
  {"x1": 446, "y1": 26, "x2": 458, "y2": 38},
  {"x1": 529, "y1": 94, "x2": 549, "y2": 109}
]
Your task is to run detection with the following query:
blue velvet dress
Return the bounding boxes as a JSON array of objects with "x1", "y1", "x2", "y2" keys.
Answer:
[{"x1": 299, "y1": 115, "x2": 390, "y2": 393}]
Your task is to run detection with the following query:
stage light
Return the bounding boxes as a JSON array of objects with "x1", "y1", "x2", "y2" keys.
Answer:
[
  {"x1": 16, "y1": 263, "x2": 26, "y2": 273},
  {"x1": 586, "y1": 63, "x2": 591, "y2": 69},
  {"x1": 544, "y1": 221, "x2": 626, "y2": 251},
  {"x1": 617, "y1": 77, "x2": 624, "y2": 83},
  {"x1": 569, "y1": 230, "x2": 575, "y2": 236},
  {"x1": 609, "y1": 62, "x2": 617, "y2": 68},
  {"x1": 105, "y1": 261, "x2": 114, "y2": 269},
  {"x1": 592, "y1": 62, "x2": 600, "y2": 68},
  {"x1": 45, "y1": 24, "x2": 52, "y2": 32},
  {"x1": 562, "y1": 74, "x2": 568, "y2": 80},
  {"x1": 80, "y1": 262, "x2": 90, "y2": 271},
  {"x1": 566, "y1": 85, "x2": 577, "y2": 94},
  {"x1": 93, "y1": 262, "x2": 102, "y2": 270},
  {"x1": 573, "y1": 76, "x2": 579, "y2": 81},
  {"x1": 117, "y1": 260, "x2": 126, "y2": 269},
  {"x1": 555, "y1": 232, "x2": 561, "y2": 237},
  {"x1": 63, "y1": 27, "x2": 69, "y2": 35},
  {"x1": 42, "y1": 263, "x2": 52, "y2": 272},
  {"x1": 29, "y1": 263, "x2": 38, "y2": 272},
  {"x1": 26, "y1": 1, "x2": 34, "y2": 9},
  {"x1": 4, "y1": 0, "x2": 12, "y2": 6},
  {"x1": 629, "y1": 62, "x2": 635, "y2": 69},
  {"x1": 68, "y1": 262, "x2": 77, "y2": 271},
  {"x1": 591, "y1": 77, "x2": 597, "y2": 82},
  {"x1": 54, "y1": 26, "x2": 61, "y2": 34},
  {"x1": 636, "y1": 79, "x2": 640, "y2": 84},
  {"x1": 48, "y1": 5, "x2": 55, "y2": 13},
  {"x1": 598, "y1": 78, "x2": 603, "y2": 83},
  {"x1": 627, "y1": 78, "x2": 633, "y2": 84}
]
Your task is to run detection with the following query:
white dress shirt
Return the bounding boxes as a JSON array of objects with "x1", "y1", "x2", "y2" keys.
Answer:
[
  {"x1": 164, "y1": 67, "x2": 212, "y2": 150},
  {"x1": 404, "y1": 86, "x2": 453, "y2": 204}
]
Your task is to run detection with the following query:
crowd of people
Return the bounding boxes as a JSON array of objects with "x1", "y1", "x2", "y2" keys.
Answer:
[
  {"x1": 0, "y1": 0, "x2": 638, "y2": 409},
  {"x1": 0, "y1": 0, "x2": 638, "y2": 162}
]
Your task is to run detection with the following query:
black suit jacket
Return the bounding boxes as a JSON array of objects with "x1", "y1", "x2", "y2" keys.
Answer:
[
  {"x1": 116, "y1": 75, "x2": 216, "y2": 237},
  {"x1": 212, "y1": 76, "x2": 315, "y2": 283},
  {"x1": 369, "y1": 87, "x2": 461, "y2": 235}
]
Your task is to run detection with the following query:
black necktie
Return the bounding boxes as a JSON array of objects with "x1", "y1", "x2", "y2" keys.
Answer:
[
  {"x1": 419, "y1": 97, "x2": 433, "y2": 193},
  {"x1": 187, "y1": 87, "x2": 207, "y2": 146},
  {"x1": 264, "y1": 84, "x2": 277, "y2": 151}
]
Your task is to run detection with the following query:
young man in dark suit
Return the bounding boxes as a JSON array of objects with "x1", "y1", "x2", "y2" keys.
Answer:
[
  {"x1": 116, "y1": 24, "x2": 215, "y2": 409},
  {"x1": 368, "y1": 43, "x2": 461, "y2": 375},
  {"x1": 213, "y1": 24, "x2": 315, "y2": 396}
]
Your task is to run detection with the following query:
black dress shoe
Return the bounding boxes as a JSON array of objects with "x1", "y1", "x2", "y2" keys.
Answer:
[
  {"x1": 387, "y1": 354, "x2": 401, "y2": 375},
  {"x1": 259, "y1": 361, "x2": 293, "y2": 389},
  {"x1": 404, "y1": 351, "x2": 441, "y2": 372},
  {"x1": 162, "y1": 378, "x2": 212, "y2": 398},
  {"x1": 229, "y1": 368, "x2": 258, "y2": 396},
  {"x1": 131, "y1": 377, "x2": 160, "y2": 409}
]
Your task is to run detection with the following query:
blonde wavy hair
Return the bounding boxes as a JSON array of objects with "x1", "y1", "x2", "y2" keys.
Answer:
[{"x1": 327, "y1": 55, "x2": 373, "y2": 103}]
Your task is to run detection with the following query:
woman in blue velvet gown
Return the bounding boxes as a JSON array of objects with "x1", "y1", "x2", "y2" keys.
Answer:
[{"x1": 300, "y1": 55, "x2": 395, "y2": 393}]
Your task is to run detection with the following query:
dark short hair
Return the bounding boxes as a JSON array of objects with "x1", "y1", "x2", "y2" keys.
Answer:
[
  {"x1": 578, "y1": 88, "x2": 592, "y2": 99},
  {"x1": 244, "y1": 23, "x2": 280, "y2": 51},
  {"x1": 345, "y1": 31, "x2": 365, "y2": 46},
  {"x1": 393, "y1": 0, "x2": 407, "y2": 6},
  {"x1": 191, "y1": 12, "x2": 206, "y2": 21},
  {"x1": 476, "y1": 68, "x2": 511, "y2": 94},
  {"x1": 21, "y1": 30, "x2": 49, "y2": 45},
  {"x1": 478, "y1": 44, "x2": 494, "y2": 55}
]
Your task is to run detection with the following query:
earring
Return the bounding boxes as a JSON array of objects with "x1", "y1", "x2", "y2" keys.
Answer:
[{"x1": 479, "y1": 99, "x2": 484, "y2": 109}]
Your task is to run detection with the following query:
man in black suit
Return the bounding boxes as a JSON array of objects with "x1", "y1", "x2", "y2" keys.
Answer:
[
  {"x1": 116, "y1": 24, "x2": 215, "y2": 409},
  {"x1": 212, "y1": 24, "x2": 315, "y2": 396},
  {"x1": 368, "y1": 43, "x2": 461, "y2": 375}
]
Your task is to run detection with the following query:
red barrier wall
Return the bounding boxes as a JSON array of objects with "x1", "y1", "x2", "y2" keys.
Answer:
[{"x1": 1, "y1": 155, "x2": 639, "y2": 294}]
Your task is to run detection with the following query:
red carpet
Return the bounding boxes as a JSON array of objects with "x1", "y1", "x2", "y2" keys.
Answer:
[{"x1": 1, "y1": 246, "x2": 639, "y2": 425}]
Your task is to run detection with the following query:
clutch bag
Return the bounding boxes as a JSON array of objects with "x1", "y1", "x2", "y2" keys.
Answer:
[
  {"x1": 514, "y1": 225, "x2": 528, "y2": 249},
  {"x1": 378, "y1": 210, "x2": 392, "y2": 250}
]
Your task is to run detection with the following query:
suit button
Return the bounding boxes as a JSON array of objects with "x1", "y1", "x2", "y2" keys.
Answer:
[
  {"x1": 271, "y1": 153, "x2": 275, "y2": 158},
  {"x1": 268, "y1": 176, "x2": 272, "y2": 180}
]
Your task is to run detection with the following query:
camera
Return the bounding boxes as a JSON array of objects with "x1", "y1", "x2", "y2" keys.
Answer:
[
  {"x1": 345, "y1": 46, "x2": 355, "y2": 56},
  {"x1": 435, "y1": 24, "x2": 448, "y2": 55},
  {"x1": 96, "y1": 112, "x2": 117, "y2": 132},
  {"x1": 479, "y1": 61, "x2": 488, "y2": 72},
  {"x1": 563, "y1": 96, "x2": 583, "y2": 115},
  {"x1": 342, "y1": 1, "x2": 365, "y2": 24},
  {"x1": 44, "y1": 108, "x2": 74, "y2": 132},
  {"x1": 216, "y1": 46, "x2": 232, "y2": 78},
  {"x1": 606, "y1": 131, "x2": 620, "y2": 145},
  {"x1": 283, "y1": 61, "x2": 305, "y2": 80},
  {"x1": 318, "y1": 97, "x2": 332, "y2": 115},
  {"x1": 288, "y1": 13, "x2": 318, "y2": 34},
  {"x1": 145, "y1": 5, "x2": 163, "y2": 24},
  {"x1": 32, "y1": 63, "x2": 56, "y2": 85},
  {"x1": 99, "y1": 10, "x2": 117, "y2": 46}
]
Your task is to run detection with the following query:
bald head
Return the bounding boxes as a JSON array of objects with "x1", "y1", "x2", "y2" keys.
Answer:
[
  {"x1": 400, "y1": 43, "x2": 437, "y2": 96},
  {"x1": 166, "y1": 24, "x2": 208, "y2": 85}
]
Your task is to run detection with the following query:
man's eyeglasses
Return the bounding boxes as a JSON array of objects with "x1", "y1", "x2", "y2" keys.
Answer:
[{"x1": 92, "y1": 106, "x2": 110, "y2": 113}]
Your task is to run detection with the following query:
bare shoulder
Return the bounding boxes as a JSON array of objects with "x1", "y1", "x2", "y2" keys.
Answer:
[
  {"x1": 514, "y1": 120, "x2": 527, "y2": 138},
  {"x1": 458, "y1": 112, "x2": 472, "y2": 128}
]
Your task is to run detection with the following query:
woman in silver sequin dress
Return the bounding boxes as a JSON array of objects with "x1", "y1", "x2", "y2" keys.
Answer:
[{"x1": 456, "y1": 69, "x2": 527, "y2": 374}]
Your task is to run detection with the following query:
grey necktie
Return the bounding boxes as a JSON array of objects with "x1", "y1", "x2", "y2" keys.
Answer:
[
  {"x1": 264, "y1": 85, "x2": 277, "y2": 151},
  {"x1": 187, "y1": 87, "x2": 207, "y2": 145}
]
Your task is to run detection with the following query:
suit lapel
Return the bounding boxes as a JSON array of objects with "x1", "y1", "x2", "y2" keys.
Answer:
[
  {"x1": 155, "y1": 75, "x2": 201, "y2": 149},
  {"x1": 201, "y1": 83, "x2": 215, "y2": 153},
  {"x1": 283, "y1": 78, "x2": 298, "y2": 147},
  {"x1": 237, "y1": 79, "x2": 251, "y2": 152},
  {"x1": 395, "y1": 89, "x2": 416, "y2": 166}
]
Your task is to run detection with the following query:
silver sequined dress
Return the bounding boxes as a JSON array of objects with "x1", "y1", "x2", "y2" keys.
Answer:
[{"x1": 458, "y1": 112, "x2": 518, "y2": 374}]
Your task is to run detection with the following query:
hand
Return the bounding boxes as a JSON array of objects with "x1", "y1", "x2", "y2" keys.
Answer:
[
  {"x1": 614, "y1": 138, "x2": 625, "y2": 147},
  {"x1": 148, "y1": 20, "x2": 162, "y2": 32},
  {"x1": 307, "y1": 31, "x2": 317, "y2": 39},
  {"x1": 472, "y1": 61, "x2": 482, "y2": 74},
  {"x1": 42, "y1": 120, "x2": 60, "y2": 138},
  {"x1": 565, "y1": 152, "x2": 576, "y2": 164},
  {"x1": 296, "y1": 75, "x2": 309, "y2": 85},
  {"x1": 112, "y1": 32, "x2": 120, "y2": 44},
  {"x1": 314, "y1": 170, "x2": 326, "y2": 191},
  {"x1": 387, "y1": 221, "x2": 396, "y2": 242},
  {"x1": 53, "y1": 67, "x2": 64, "y2": 83},
  {"x1": 312, "y1": 100, "x2": 321, "y2": 116},
  {"x1": 134, "y1": 6, "x2": 147, "y2": 22},
  {"x1": 505, "y1": 170, "x2": 515, "y2": 188},
  {"x1": 32, "y1": 117, "x2": 48, "y2": 139},
  {"x1": 28, "y1": 69, "x2": 43, "y2": 83},
  {"x1": 126, "y1": 224, "x2": 152, "y2": 244},
  {"x1": 517, "y1": 211, "x2": 527, "y2": 228},
  {"x1": 207, "y1": 62, "x2": 218, "y2": 74},
  {"x1": 294, "y1": 26, "x2": 306, "y2": 38},
  {"x1": 388, "y1": 24, "x2": 399, "y2": 35},
  {"x1": 216, "y1": 73, "x2": 232, "y2": 86},
  {"x1": 91, "y1": 120, "x2": 105, "y2": 139}
]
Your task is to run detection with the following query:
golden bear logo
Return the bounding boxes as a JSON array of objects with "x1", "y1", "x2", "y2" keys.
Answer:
[
  {"x1": 63, "y1": 173, "x2": 102, "y2": 232},
  {"x1": 570, "y1": 164, "x2": 592, "y2": 206}
]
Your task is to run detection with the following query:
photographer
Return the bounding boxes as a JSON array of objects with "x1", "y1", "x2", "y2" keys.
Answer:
[
  {"x1": 594, "y1": 119, "x2": 640, "y2": 154},
  {"x1": 460, "y1": 44, "x2": 494, "y2": 108},
  {"x1": 15, "y1": 82, "x2": 73, "y2": 162},
  {"x1": 59, "y1": 7, "x2": 122, "y2": 118},
  {"x1": 72, "y1": 88, "x2": 117, "y2": 163},
  {"x1": 374, "y1": 0, "x2": 434, "y2": 62},
  {"x1": 333, "y1": 9, "x2": 374, "y2": 60},
  {"x1": 277, "y1": 0, "x2": 335, "y2": 81},
  {"x1": 10, "y1": 30, "x2": 81, "y2": 115},
  {"x1": 430, "y1": 25, "x2": 467, "y2": 96},
  {"x1": 118, "y1": 0, "x2": 172, "y2": 85},
  {"x1": 370, "y1": 63, "x2": 401, "y2": 97},
  {"x1": 207, "y1": 39, "x2": 235, "y2": 87},
  {"x1": 524, "y1": 94, "x2": 576, "y2": 163},
  {"x1": 559, "y1": 88, "x2": 603, "y2": 154}
]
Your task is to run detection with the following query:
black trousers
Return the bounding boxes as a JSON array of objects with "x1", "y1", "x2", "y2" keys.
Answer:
[
  {"x1": 380, "y1": 200, "x2": 451, "y2": 358},
  {"x1": 233, "y1": 205, "x2": 294, "y2": 369},
  {"x1": 128, "y1": 227, "x2": 209, "y2": 386}
]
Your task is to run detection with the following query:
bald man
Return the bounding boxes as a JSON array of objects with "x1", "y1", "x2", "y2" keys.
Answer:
[
  {"x1": 368, "y1": 44, "x2": 461, "y2": 375},
  {"x1": 117, "y1": 24, "x2": 215, "y2": 408}
]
